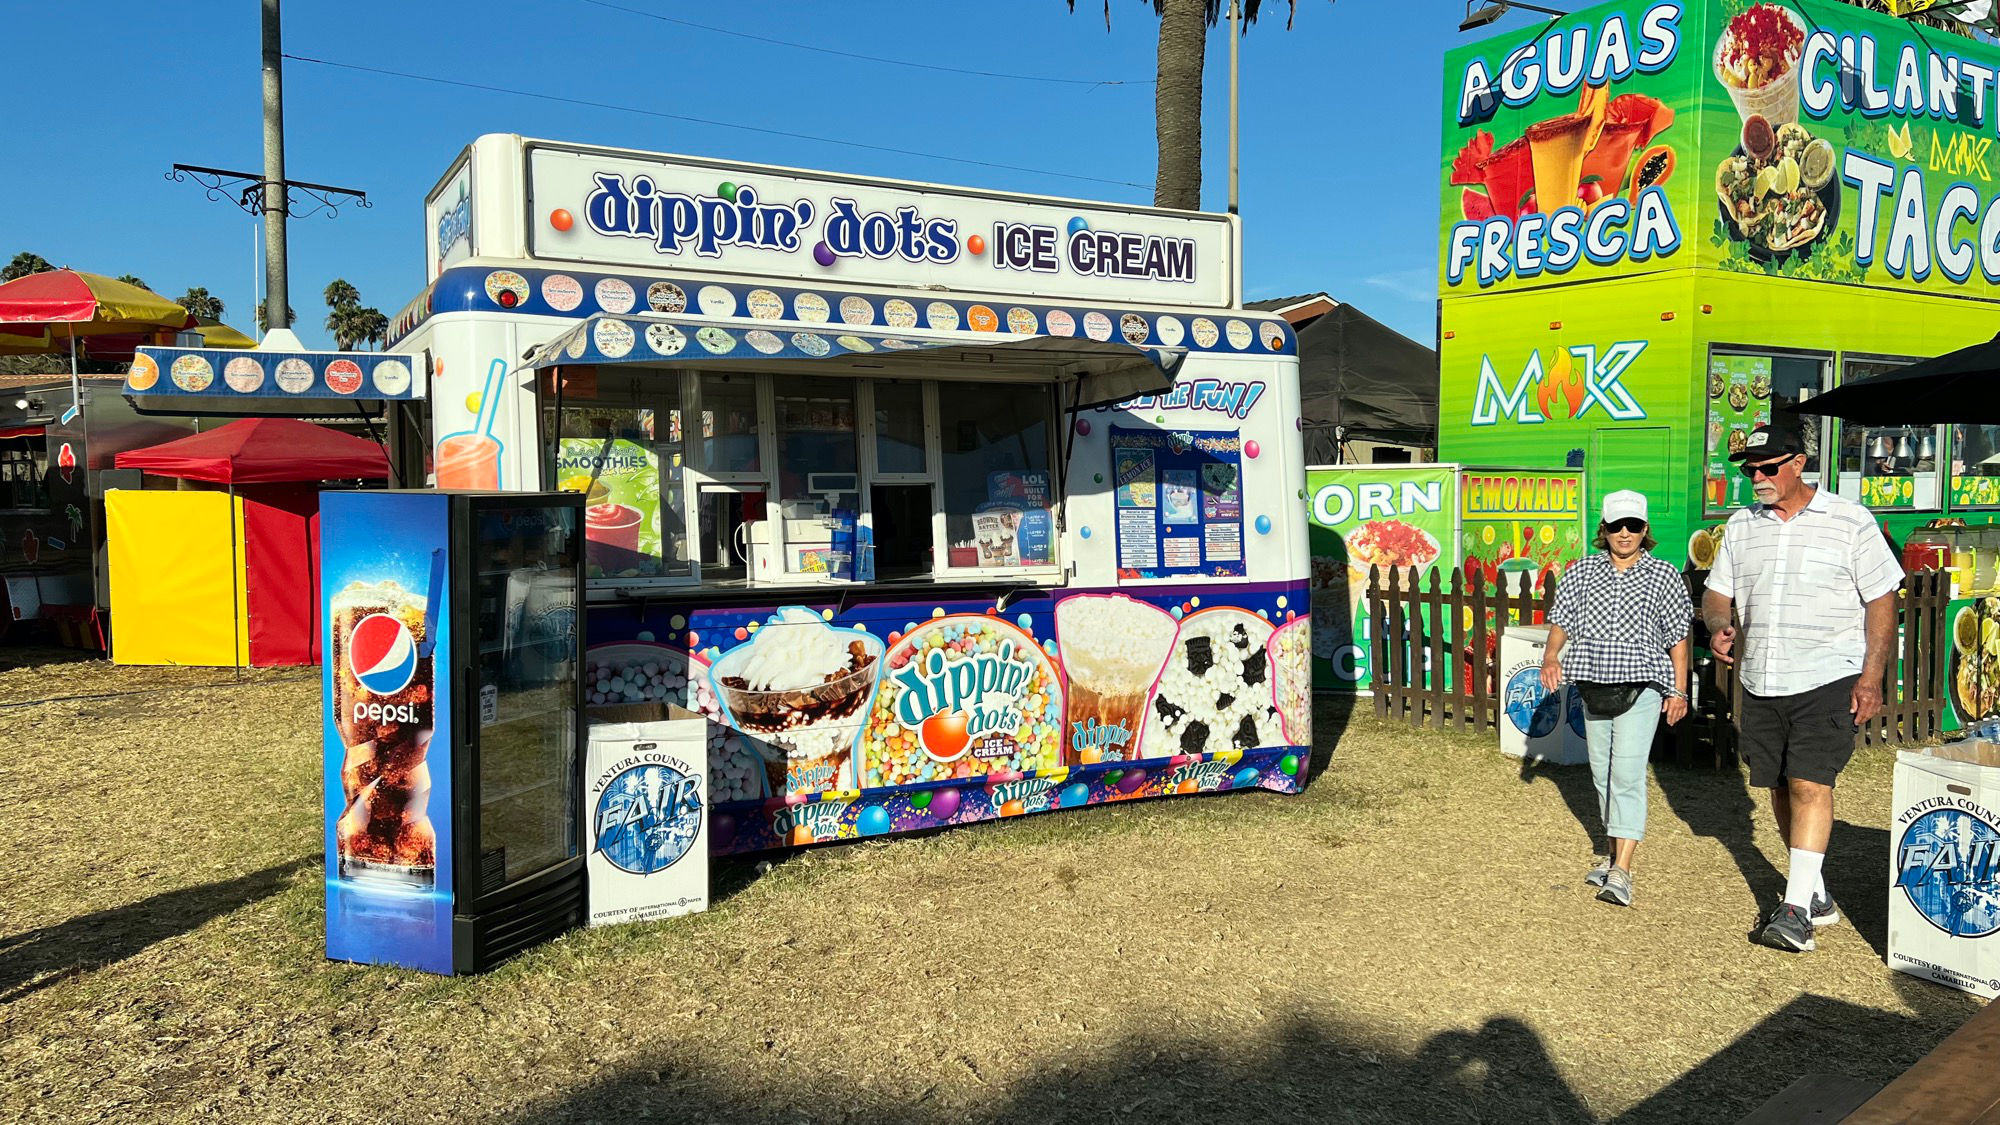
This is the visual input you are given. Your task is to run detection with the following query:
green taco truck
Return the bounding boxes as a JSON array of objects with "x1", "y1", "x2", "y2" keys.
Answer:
[{"x1": 1439, "y1": 0, "x2": 2000, "y2": 569}]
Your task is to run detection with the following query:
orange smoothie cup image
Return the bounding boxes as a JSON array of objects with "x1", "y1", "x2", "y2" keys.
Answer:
[
  {"x1": 435, "y1": 433, "x2": 500, "y2": 489},
  {"x1": 585, "y1": 502, "x2": 645, "y2": 571},
  {"x1": 1055, "y1": 594, "x2": 1179, "y2": 765}
]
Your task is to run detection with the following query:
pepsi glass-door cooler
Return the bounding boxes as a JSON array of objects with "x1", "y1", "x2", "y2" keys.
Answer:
[{"x1": 322, "y1": 490, "x2": 586, "y2": 974}]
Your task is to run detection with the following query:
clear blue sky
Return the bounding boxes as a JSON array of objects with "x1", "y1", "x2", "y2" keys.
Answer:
[{"x1": 0, "y1": 1, "x2": 1555, "y2": 350}]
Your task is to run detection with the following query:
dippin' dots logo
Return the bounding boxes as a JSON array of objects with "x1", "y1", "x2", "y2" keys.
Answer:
[{"x1": 773, "y1": 798, "x2": 852, "y2": 843}]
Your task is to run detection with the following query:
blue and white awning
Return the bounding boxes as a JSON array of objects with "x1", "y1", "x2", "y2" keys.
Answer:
[
  {"x1": 521, "y1": 314, "x2": 1185, "y2": 409},
  {"x1": 126, "y1": 346, "x2": 424, "y2": 416}
]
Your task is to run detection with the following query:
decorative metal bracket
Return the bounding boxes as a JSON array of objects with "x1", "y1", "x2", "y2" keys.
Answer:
[{"x1": 166, "y1": 164, "x2": 370, "y2": 219}]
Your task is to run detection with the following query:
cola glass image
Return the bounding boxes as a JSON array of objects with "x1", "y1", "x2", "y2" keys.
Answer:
[{"x1": 331, "y1": 579, "x2": 438, "y2": 888}]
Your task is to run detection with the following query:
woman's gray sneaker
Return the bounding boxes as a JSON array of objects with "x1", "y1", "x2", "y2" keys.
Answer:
[
  {"x1": 1597, "y1": 866, "x2": 1633, "y2": 907},
  {"x1": 1586, "y1": 857, "x2": 1612, "y2": 888}
]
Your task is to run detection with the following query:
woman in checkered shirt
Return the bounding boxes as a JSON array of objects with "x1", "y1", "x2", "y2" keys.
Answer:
[{"x1": 1540, "y1": 490, "x2": 1693, "y2": 907}]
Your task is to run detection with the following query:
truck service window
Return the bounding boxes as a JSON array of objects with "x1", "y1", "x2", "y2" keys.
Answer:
[
  {"x1": 939, "y1": 384, "x2": 1057, "y2": 570},
  {"x1": 544, "y1": 367, "x2": 691, "y2": 581}
]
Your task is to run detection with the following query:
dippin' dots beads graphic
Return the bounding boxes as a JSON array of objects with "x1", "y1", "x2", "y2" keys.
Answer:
[{"x1": 864, "y1": 615, "x2": 1065, "y2": 787}]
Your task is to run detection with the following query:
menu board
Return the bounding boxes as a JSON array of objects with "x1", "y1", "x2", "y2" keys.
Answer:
[
  {"x1": 1704, "y1": 354, "x2": 1773, "y2": 511},
  {"x1": 1110, "y1": 427, "x2": 1246, "y2": 580}
]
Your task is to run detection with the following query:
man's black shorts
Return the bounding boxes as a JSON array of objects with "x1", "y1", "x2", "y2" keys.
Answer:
[{"x1": 1739, "y1": 675, "x2": 1860, "y2": 788}]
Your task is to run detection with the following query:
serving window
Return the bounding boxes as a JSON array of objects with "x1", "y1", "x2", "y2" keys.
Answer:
[
  {"x1": 542, "y1": 366, "x2": 1062, "y2": 589},
  {"x1": 1833, "y1": 355, "x2": 1942, "y2": 513}
]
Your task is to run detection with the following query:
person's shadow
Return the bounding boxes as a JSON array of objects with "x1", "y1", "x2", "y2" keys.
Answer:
[{"x1": 1652, "y1": 758, "x2": 1787, "y2": 906}]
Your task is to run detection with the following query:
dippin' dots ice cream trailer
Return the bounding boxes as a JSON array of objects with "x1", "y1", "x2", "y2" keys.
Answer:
[{"x1": 388, "y1": 135, "x2": 1311, "y2": 853}]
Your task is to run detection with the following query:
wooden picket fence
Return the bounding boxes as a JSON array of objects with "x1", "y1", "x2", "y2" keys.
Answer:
[{"x1": 1366, "y1": 563, "x2": 1951, "y2": 764}]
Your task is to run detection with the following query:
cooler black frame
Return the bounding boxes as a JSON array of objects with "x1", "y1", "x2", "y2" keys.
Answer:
[{"x1": 443, "y1": 489, "x2": 589, "y2": 973}]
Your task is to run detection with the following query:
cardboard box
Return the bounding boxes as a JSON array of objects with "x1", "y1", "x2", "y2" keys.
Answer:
[
  {"x1": 1888, "y1": 742, "x2": 2000, "y2": 998},
  {"x1": 583, "y1": 706, "x2": 710, "y2": 927},
  {"x1": 1496, "y1": 625, "x2": 1588, "y2": 766}
]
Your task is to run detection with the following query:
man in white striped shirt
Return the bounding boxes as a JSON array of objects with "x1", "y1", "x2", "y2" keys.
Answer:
[{"x1": 1702, "y1": 417, "x2": 1903, "y2": 954}]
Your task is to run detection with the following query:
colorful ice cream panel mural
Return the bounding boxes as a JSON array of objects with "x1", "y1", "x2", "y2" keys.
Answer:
[{"x1": 583, "y1": 584, "x2": 1310, "y2": 854}]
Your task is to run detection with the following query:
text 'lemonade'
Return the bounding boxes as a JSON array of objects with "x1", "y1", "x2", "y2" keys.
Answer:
[{"x1": 331, "y1": 579, "x2": 438, "y2": 888}]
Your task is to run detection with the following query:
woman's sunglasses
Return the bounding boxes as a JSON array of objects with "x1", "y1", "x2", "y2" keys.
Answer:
[
  {"x1": 1605, "y1": 518, "x2": 1647, "y2": 534},
  {"x1": 1739, "y1": 455, "x2": 1798, "y2": 479}
]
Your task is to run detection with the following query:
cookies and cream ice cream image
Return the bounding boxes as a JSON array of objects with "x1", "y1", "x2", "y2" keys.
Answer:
[
  {"x1": 708, "y1": 607, "x2": 884, "y2": 797},
  {"x1": 1142, "y1": 608, "x2": 1285, "y2": 760}
]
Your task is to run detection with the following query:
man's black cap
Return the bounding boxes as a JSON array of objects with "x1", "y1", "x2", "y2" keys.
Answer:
[{"x1": 1729, "y1": 417, "x2": 1808, "y2": 462}]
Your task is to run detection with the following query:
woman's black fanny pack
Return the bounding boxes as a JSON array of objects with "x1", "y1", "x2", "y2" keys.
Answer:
[{"x1": 1575, "y1": 681, "x2": 1647, "y2": 717}]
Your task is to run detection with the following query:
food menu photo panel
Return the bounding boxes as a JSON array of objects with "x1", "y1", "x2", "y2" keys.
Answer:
[{"x1": 1304, "y1": 466, "x2": 1456, "y2": 692}]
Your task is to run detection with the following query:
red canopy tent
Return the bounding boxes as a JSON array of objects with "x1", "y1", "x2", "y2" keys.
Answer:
[
  {"x1": 114, "y1": 420, "x2": 390, "y2": 666},
  {"x1": 114, "y1": 417, "x2": 390, "y2": 484}
]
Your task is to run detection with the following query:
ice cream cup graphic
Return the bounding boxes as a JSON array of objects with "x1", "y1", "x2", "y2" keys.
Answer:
[
  {"x1": 1055, "y1": 594, "x2": 1179, "y2": 765},
  {"x1": 1714, "y1": 6, "x2": 1806, "y2": 127},
  {"x1": 708, "y1": 609, "x2": 885, "y2": 797}
]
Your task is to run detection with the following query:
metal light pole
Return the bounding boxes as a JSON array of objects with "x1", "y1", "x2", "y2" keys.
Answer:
[
  {"x1": 262, "y1": 0, "x2": 290, "y2": 331},
  {"x1": 1227, "y1": 0, "x2": 1240, "y2": 215}
]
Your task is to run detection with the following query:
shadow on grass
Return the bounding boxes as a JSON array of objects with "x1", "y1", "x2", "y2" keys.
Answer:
[
  {"x1": 1827, "y1": 819, "x2": 1891, "y2": 961},
  {"x1": 1520, "y1": 749, "x2": 1605, "y2": 857},
  {"x1": 507, "y1": 1014, "x2": 1597, "y2": 1124},
  {"x1": 0, "y1": 857, "x2": 310, "y2": 1003},
  {"x1": 1305, "y1": 692, "x2": 1355, "y2": 785},
  {"x1": 1612, "y1": 987, "x2": 1980, "y2": 1124},
  {"x1": 1652, "y1": 758, "x2": 1786, "y2": 907},
  {"x1": 503, "y1": 990, "x2": 1981, "y2": 1125}
]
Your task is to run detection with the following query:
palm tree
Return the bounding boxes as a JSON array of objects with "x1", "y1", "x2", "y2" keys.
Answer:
[
  {"x1": 179, "y1": 288, "x2": 225, "y2": 321},
  {"x1": 323, "y1": 279, "x2": 360, "y2": 313},
  {"x1": 2, "y1": 252, "x2": 53, "y2": 282},
  {"x1": 115, "y1": 273, "x2": 149, "y2": 291},
  {"x1": 1070, "y1": 0, "x2": 1302, "y2": 210},
  {"x1": 352, "y1": 307, "x2": 389, "y2": 351}
]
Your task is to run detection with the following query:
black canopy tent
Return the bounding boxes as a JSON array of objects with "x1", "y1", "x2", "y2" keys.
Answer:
[
  {"x1": 1253, "y1": 297, "x2": 1438, "y2": 463},
  {"x1": 1785, "y1": 331, "x2": 2000, "y2": 425}
]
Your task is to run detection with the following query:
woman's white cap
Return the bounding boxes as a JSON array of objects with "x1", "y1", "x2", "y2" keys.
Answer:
[{"x1": 1602, "y1": 490, "x2": 1648, "y2": 524}]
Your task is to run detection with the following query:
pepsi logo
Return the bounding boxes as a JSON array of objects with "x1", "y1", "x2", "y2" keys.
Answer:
[{"x1": 349, "y1": 613, "x2": 418, "y2": 695}]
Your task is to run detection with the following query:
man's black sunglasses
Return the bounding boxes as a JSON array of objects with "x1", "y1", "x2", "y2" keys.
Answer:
[
  {"x1": 1605, "y1": 518, "x2": 1647, "y2": 534},
  {"x1": 1739, "y1": 454, "x2": 1799, "y2": 479}
]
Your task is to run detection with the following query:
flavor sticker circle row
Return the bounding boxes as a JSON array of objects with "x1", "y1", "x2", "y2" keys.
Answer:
[
  {"x1": 126, "y1": 353, "x2": 413, "y2": 397},
  {"x1": 471, "y1": 268, "x2": 1290, "y2": 353}
]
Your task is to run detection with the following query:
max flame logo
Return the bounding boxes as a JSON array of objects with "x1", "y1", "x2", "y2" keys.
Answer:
[{"x1": 1471, "y1": 342, "x2": 1648, "y2": 426}]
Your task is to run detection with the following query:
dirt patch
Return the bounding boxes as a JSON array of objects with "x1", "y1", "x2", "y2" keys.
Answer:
[{"x1": 0, "y1": 673, "x2": 1975, "y2": 1124}]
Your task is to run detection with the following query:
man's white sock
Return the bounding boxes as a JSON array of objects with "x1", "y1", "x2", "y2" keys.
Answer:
[
  {"x1": 1815, "y1": 870, "x2": 1828, "y2": 903},
  {"x1": 1785, "y1": 848, "x2": 1825, "y2": 910}
]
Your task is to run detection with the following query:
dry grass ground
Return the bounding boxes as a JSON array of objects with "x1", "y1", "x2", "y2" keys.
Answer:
[{"x1": 0, "y1": 650, "x2": 1981, "y2": 1124}]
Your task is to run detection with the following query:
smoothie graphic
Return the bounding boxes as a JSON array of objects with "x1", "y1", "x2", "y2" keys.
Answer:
[
  {"x1": 584, "y1": 503, "x2": 645, "y2": 571},
  {"x1": 434, "y1": 359, "x2": 506, "y2": 489},
  {"x1": 710, "y1": 608, "x2": 883, "y2": 797},
  {"x1": 1056, "y1": 594, "x2": 1179, "y2": 764}
]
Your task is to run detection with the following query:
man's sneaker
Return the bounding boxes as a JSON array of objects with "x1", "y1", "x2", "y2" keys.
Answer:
[
  {"x1": 1809, "y1": 893, "x2": 1841, "y2": 929},
  {"x1": 1756, "y1": 903, "x2": 1817, "y2": 952},
  {"x1": 1586, "y1": 857, "x2": 1612, "y2": 888},
  {"x1": 1597, "y1": 866, "x2": 1633, "y2": 907}
]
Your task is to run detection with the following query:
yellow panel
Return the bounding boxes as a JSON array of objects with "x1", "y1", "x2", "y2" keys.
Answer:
[{"x1": 106, "y1": 491, "x2": 248, "y2": 666}]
